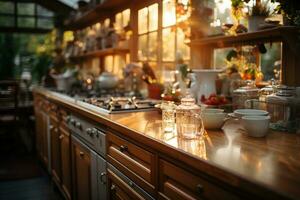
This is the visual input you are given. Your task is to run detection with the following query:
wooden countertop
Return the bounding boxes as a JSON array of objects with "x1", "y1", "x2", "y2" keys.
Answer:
[{"x1": 34, "y1": 88, "x2": 300, "y2": 199}]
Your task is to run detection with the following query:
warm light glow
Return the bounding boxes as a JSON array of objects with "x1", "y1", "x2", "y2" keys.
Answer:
[
  {"x1": 138, "y1": 7, "x2": 148, "y2": 34},
  {"x1": 149, "y1": 3, "x2": 158, "y2": 31},
  {"x1": 86, "y1": 78, "x2": 92, "y2": 84},
  {"x1": 122, "y1": 9, "x2": 130, "y2": 27},
  {"x1": 115, "y1": 12, "x2": 122, "y2": 31},
  {"x1": 104, "y1": 18, "x2": 110, "y2": 27},
  {"x1": 163, "y1": 0, "x2": 176, "y2": 27},
  {"x1": 95, "y1": 23, "x2": 101, "y2": 30}
]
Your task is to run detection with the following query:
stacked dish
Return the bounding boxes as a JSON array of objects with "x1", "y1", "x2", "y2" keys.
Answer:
[{"x1": 234, "y1": 109, "x2": 270, "y2": 137}]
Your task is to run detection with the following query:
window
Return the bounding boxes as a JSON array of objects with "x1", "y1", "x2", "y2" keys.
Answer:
[
  {"x1": 162, "y1": 0, "x2": 190, "y2": 64},
  {"x1": 115, "y1": 9, "x2": 130, "y2": 34},
  {"x1": 138, "y1": 3, "x2": 158, "y2": 62},
  {"x1": 0, "y1": 2, "x2": 54, "y2": 29}
]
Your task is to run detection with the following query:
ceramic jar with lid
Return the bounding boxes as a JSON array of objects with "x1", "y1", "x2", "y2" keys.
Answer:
[{"x1": 176, "y1": 95, "x2": 204, "y2": 139}]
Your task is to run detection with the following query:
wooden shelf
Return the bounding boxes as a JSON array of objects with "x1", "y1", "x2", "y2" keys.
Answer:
[
  {"x1": 70, "y1": 48, "x2": 130, "y2": 60},
  {"x1": 64, "y1": 0, "x2": 132, "y2": 30},
  {"x1": 189, "y1": 26, "x2": 299, "y2": 48}
]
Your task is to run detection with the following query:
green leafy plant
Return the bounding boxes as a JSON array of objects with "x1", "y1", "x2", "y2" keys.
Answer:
[
  {"x1": 271, "y1": 0, "x2": 300, "y2": 26},
  {"x1": 249, "y1": 2, "x2": 270, "y2": 17}
]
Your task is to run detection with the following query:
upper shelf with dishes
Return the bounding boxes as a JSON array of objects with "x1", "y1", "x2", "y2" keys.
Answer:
[
  {"x1": 189, "y1": 26, "x2": 299, "y2": 48},
  {"x1": 64, "y1": 0, "x2": 132, "y2": 30}
]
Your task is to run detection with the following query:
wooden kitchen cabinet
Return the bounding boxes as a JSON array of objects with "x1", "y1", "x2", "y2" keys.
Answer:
[
  {"x1": 59, "y1": 126, "x2": 72, "y2": 200},
  {"x1": 107, "y1": 132, "x2": 156, "y2": 196},
  {"x1": 158, "y1": 160, "x2": 240, "y2": 200},
  {"x1": 71, "y1": 136, "x2": 92, "y2": 200},
  {"x1": 50, "y1": 116, "x2": 62, "y2": 185},
  {"x1": 34, "y1": 96, "x2": 49, "y2": 168},
  {"x1": 108, "y1": 169, "x2": 145, "y2": 200}
]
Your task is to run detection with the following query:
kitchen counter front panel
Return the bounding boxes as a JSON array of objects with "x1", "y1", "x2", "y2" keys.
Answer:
[{"x1": 33, "y1": 88, "x2": 300, "y2": 200}]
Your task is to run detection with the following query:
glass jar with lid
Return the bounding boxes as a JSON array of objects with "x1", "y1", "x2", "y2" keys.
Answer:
[
  {"x1": 176, "y1": 95, "x2": 204, "y2": 139},
  {"x1": 232, "y1": 81, "x2": 259, "y2": 109}
]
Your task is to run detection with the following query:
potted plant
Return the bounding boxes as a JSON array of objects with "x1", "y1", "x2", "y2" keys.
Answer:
[
  {"x1": 248, "y1": 1, "x2": 270, "y2": 32},
  {"x1": 271, "y1": 0, "x2": 300, "y2": 26}
]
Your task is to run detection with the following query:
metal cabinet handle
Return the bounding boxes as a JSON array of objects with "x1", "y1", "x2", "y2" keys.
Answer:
[
  {"x1": 119, "y1": 145, "x2": 128, "y2": 152},
  {"x1": 79, "y1": 151, "x2": 84, "y2": 157},
  {"x1": 196, "y1": 184, "x2": 204, "y2": 194},
  {"x1": 49, "y1": 125, "x2": 54, "y2": 130},
  {"x1": 59, "y1": 135, "x2": 64, "y2": 140},
  {"x1": 100, "y1": 172, "x2": 106, "y2": 184},
  {"x1": 129, "y1": 181, "x2": 134, "y2": 188}
]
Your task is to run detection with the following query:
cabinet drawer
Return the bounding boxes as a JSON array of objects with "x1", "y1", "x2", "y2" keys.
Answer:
[
  {"x1": 108, "y1": 168, "x2": 145, "y2": 200},
  {"x1": 107, "y1": 132, "x2": 156, "y2": 195},
  {"x1": 159, "y1": 160, "x2": 240, "y2": 200}
]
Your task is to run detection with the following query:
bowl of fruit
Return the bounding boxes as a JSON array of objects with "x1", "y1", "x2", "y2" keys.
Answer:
[{"x1": 200, "y1": 94, "x2": 231, "y2": 110}]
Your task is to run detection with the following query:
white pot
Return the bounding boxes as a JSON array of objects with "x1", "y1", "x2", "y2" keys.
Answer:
[
  {"x1": 190, "y1": 69, "x2": 222, "y2": 103},
  {"x1": 248, "y1": 16, "x2": 266, "y2": 32}
]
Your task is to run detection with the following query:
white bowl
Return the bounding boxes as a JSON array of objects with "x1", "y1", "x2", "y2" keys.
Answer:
[
  {"x1": 234, "y1": 109, "x2": 268, "y2": 118},
  {"x1": 202, "y1": 111, "x2": 227, "y2": 130},
  {"x1": 203, "y1": 108, "x2": 224, "y2": 113},
  {"x1": 241, "y1": 115, "x2": 270, "y2": 137}
]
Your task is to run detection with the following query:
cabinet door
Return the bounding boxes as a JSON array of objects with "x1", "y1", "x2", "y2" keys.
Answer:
[
  {"x1": 34, "y1": 101, "x2": 48, "y2": 168},
  {"x1": 34, "y1": 107, "x2": 43, "y2": 160},
  {"x1": 50, "y1": 118, "x2": 61, "y2": 185},
  {"x1": 60, "y1": 126, "x2": 72, "y2": 200},
  {"x1": 71, "y1": 137, "x2": 92, "y2": 200},
  {"x1": 108, "y1": 169, "x2": 145, "y2": 200},
  {"x1": 41, "y1": 111, "x2": 49, "y2": 167}
]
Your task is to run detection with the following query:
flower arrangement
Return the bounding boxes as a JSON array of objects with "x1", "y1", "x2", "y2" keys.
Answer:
[{"x1": 226, "y1": 48, "x2": 263, "y2": 81}]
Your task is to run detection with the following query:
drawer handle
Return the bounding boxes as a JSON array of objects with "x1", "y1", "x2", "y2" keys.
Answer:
[
  {"x1": 129, "y1": 181, "x2": 134, "y2": 188},
  {"x1": 196, "y1": 184, "x2": 204, "y2": 194},
  {"x1": 59, "y1": 135, "x2": 64, "y2": 140},
  {"x1": 100, "y1": 172, "x2": 106, "y2": 184},
  {"x1": 111, "y1": 184, "x2": 116, "y2": 192},
  {"x1": 79, "y1": 151, "x2": 84, "y2": 157},
  {"x1": 119, "y1": 145, "x2": 128, "y2": 152}
]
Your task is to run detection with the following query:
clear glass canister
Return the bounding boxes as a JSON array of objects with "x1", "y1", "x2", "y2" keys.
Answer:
[
  {"x1": 176, "y1": 96, "x2": 204, "y2": 139},
  {"x1": 233, "y1": 84, "x2": 259, "y2": 109},
  {"x1": 161, "y1": 101, "x2": 177, "y2": 133}
]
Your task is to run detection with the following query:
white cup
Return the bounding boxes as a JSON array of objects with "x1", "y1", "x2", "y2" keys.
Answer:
[
  {"x1": 241, "y1": 115, "x2": 270, "y2": 137},
  {"x1": 203, "y1": 108, "x2": 227, "y2": 130}
]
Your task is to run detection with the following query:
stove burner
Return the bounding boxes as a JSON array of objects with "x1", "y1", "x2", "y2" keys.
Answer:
[{"x1": 82, "y1": 96, "x2": 159, "y2": 113}]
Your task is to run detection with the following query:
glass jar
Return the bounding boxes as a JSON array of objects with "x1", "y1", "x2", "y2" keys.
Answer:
[
  {"x1": 232, "y1": 83, "x2": 259, "y2": 109},
  {"x1": 176, "y1": 96, "x2": 204, "y2": 139},
  {"x1": 161, "y1": 101, "x2": 177, "y2": 133}
]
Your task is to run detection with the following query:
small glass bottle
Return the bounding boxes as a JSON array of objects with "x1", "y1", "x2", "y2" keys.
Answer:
[
  {"x1": 161, "y1": 101, "x2": 177, "y2": 133},
  {"x1": 176, "y1": 95, "x2": 204, "y2": 139}
]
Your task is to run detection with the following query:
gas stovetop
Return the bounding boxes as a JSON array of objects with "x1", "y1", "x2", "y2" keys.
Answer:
[
  {"x1": 79, "y1": 96, "x2": 160, "y2": 114},
  {"x1": 49, "y1": 88, "x2": 160, "y2": 114}
]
